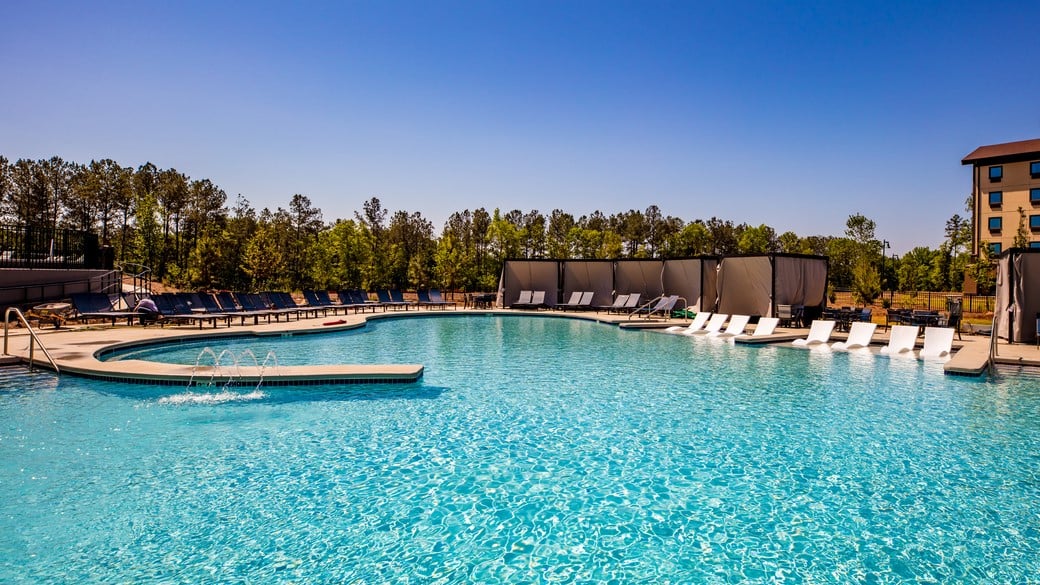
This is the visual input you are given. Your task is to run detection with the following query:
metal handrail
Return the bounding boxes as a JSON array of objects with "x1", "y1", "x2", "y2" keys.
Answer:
[
  {"x1": 987, "y1": 309, "x2": 999, "y2": 376},
  {"x1": 3, "y1": 307, "x2": 60, "y2": 374},
  {"x1": 628, "y1": 295, "x2": 663, "y2": 320}
]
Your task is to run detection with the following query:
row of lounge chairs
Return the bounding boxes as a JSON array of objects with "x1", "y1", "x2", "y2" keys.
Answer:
[
  {"x1": 510, "y1": 291, "x2": 686, "y2": 318},
  {"x1": 664, "y1": 313, "x2": 778, "y2": 338},
  {"x1": 68, "y1": 289, "x2": 458, "y2": 328},
  {"x1": 662, "y1": 312, "x2": 955, "y2": 359},
  {"x1": 792, "y1": 319, "x2": 954, "y2": 358}
]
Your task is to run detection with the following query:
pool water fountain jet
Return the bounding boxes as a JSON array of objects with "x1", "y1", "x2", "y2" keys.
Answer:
[
  {"x1": 258, "y1": 350, "x2": 280, "y2": 392},
  {"x1": 187, "y1": 347, "x2": 221, "y2": 389},
  {"x1": 214, "y1": 349, "x2": 241, "y2": 390},
  {"x1": 185, "y1": 347, "x2": 279, "y2": 394}
]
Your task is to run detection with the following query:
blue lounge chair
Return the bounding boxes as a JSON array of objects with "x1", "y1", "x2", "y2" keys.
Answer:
[{"x1": 69, "y1": 292, "x2": 138, "y2": 326}]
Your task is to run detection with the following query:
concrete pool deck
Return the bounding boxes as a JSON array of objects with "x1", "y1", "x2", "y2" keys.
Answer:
[{"x1": 1, "y1": 306, "x2": 1032, "y2": 382}]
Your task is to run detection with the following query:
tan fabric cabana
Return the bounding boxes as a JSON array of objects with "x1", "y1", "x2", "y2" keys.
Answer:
[
  {"x1": 662, "y1": 258, "x2": 718, "y2": 312},
  {"x1": 717, "y1": 254, "x2": 827, "y2": 317},
  {"x1": 614, "y1": 260, "x2": 665, "y2": 301},
  {"x1": 773, "y1": 255, "x2": 828, "y2": 309},
  {"x1": 561, "y1": 260, "x2": 615, "y2": 307},
  {"x1": 717, "y1": 256, "x2": 773, "y2": 316},
  {"x1": 995, "y1": 249, "x2": 1040, "y2": 343},
  {"x1": 496, "y1": 260, "x2": 560, "y2": 307}
]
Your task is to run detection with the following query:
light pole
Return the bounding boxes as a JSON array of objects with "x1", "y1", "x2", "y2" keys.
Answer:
[{"x1": 881, "y1": 240, "x2": 891, "y2": 301}]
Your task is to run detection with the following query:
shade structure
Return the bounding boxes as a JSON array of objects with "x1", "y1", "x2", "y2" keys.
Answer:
[
  {"x1": 614, "y1": 260, "x2": 665, "y2": 302},
  {"x1": 773, "y1": 255, "x2": 828, "y2": 309},
  {"x1": 497, "y1": 254, "x2": 825, "y2": 316},
  {"x1": 496, "y1": 260, "x2": 560, "y2": 308},
  {"x1": 561, "y1": 260, "x2": 614, "y2": 307},
  {"x1": 717, "y1": 256, "x2": 773, "y2": 316},
  {"x1": 662, "y1": 258, "x2": 719, "y2": 312},
  {"x1": 995, "y1": 248, "x2": 1040, "y2": 343},
  {"x1": 716, "y1": 254, "x2": 828, "y2": 317}
]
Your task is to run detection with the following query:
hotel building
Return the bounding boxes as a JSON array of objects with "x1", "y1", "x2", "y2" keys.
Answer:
[{"x1": 962, "y1": 138, "x2": 1040, "y2": 256}]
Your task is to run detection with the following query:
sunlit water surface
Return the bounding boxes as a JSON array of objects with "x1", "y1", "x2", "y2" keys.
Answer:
[{"x1": 2, "y1": 315, "x2": 1039, "y2": 583}]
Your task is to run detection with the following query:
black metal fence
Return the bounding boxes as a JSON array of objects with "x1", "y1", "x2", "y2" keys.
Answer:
[
  {"x1": 832, "y1": 290, "x2": 996, "y2": 314},
  {"x1": 0, "y1": 224, "x2": 108, "y2": 269}
]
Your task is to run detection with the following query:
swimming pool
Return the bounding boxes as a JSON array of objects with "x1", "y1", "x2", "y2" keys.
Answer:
[{"x1": 3, "y1": 315, "x2": 1040, "y2": 582}]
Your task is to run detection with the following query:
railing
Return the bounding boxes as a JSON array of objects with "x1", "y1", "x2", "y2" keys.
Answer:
[
  {"x1": 119, "y1": 263, "x2": 152, "y2": 296},
  {"x1": 3, "y1": 307, "x2": 60, "y2": 374},
  {"x1": 831, "y1": 290, "x2": 996, "y2": 314},
  {"x1": 0, "y1": 224, "x2": 105, "y2": 269},
  {"x1": 988, "y1": 309, "x2": 1000, "y2": 376}
]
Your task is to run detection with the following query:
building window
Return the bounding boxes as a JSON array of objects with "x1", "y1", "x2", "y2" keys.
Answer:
[
  {"x1": 1031, "y1": 215, "x2": 1040, "y2": 231},
  {"x1": 989, "y1": 166, "x2": 1003, "y2": 182},
  {"x1": 1032, "y1": 161, "x2": 1040, "y2": 178},
  {"x1": 1031, "y1": 241, "x2": 1040, "y2": 249},
  {"x1": 989, "y1": 217, "x2": 1002, "y2": 231},
  {"x1": 989, "y1": 191, "x2": 1003, "y2": 206},
  {"x1": 1032, "y1": 188, "x2": 1040, "y2": 204},
  {"x1": 990, "y1": 242, "x2": 1002, "y2": 255}
]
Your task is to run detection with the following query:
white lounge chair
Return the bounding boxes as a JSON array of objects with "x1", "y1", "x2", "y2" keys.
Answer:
[
  {"x1": 919, "y1": 326, "x2": 955, "y2": 358},
  {"x1": 792, "y1": 320, "x2": 835, "y2": 346},
  {"x1": 880, "y1": 325, "x2": 919, "y2": 355},
  {"x1": 666, "y1": 312, "x2": 711, "y2": 333},
  {"x1": 831, "y1": 321, "x2": 877, "y2": 351},
  {"x1": 711, "y1": 314, "x2": 750, "y2": 337},
  {"x1": 687, "y1": 313, "x2": 728, "y2": 335},
  {"x1": 750, "y1": 317, "x2": 779, "y2": 337}
]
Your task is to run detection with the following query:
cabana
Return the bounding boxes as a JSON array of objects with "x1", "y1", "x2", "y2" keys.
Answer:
[
  {"x1": 716, "y1": 254, "x2": 828, "y2": 318},
  {"x1": 560, "y1": 260, "x2": 615, "y2": 309},
  {"x1": 994, "y1": 248, "x2": 1040, "y2": 344},
  {"x1": 496, "y1": 259, "x2": 561, "y2": 308},
  {"x1": 663, "y1": 258, "x2": 718, "y2": 312},
  {"x1": 613, "y1": 259, "x2": 665, "y2": 303}
]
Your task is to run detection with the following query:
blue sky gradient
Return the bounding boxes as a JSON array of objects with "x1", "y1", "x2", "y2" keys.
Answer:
[{"x1": 3, "y1": 1, "x2": 1039, "y2": 253}]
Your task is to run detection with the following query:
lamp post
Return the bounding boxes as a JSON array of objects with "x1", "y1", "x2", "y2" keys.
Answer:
[{"x1": 881, "y1": 240, "x2": 890, "y2": 291}]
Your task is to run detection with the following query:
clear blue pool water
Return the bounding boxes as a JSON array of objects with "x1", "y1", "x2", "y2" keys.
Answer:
[{"x1": 3, "y1": 314, "x2": 1040, "y2": 583}]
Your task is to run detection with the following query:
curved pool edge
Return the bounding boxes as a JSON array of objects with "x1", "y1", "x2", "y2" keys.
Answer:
[
  {"x1": 8, "y1": 308, "x2": 638, "y2": 385},
  {"x1": 5, "y1": 307, "x2": 995, "y2": 383}
]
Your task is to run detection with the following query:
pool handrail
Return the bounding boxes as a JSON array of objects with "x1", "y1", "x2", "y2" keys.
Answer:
[{"x1": 3, "y1": 307, "x2": 60, "y2": 374}]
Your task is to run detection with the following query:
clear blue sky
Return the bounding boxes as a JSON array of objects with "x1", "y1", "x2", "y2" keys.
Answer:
[{"x1": 3, "y1": 1, "x2": 1039, "y2": 254}]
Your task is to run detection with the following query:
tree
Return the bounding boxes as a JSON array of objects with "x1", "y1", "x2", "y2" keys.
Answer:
[
  {"x1": 1015, "y1": 207, "x2": 1029, "y2": 249},
  {"x1": 155, "y1": 168, "x2": 188, "y2": 279},
  {"x1": 738, "y1": 224, "x2": 777, "y2": 254},
  {"x1": 705, "y1": 217, "x2": 740, "y2": 255},
  {"x1": 487, "y1": 208, "x2": 523, "y2": 263},
  {"x1": 825, "y1": 237, "x2": 859, "y2": 288},
  {"x1": 851, "y1": 257, "x2": 881, "y2": 306},
  {"x1": 0, "y1": 156, "x2": 11, "y2": 221},
  {"x1": 285, "y1": 193, "x2": 324, "y2": 288},
  {"x1": 387, "y1": 210, "x2": 434, "y2": 288},
  {"x1": 897, "y1": 247, "x2": 938, "y2": 295},
  {"x1": 356, "y1": 197, "x2": 390, "y2": 289},
  {"x1": 242, "y1": 221, "x2": 286, "y2": 290},
  {"x1": 845, "y1": 213, "x2": 877, "y2": 247},
  {"x1": 41, "y1": 156, "x2": 77, "y2": 231},
  {"x1": 520, "y1": 210, "x2": 546, "y2": 258},
  {"x1": 546, "y1": 209, "x2": 575, "y2": 259},
  {"x1": 777, "y1": 231, "x2": 806, "y2": 254},
  {"x1": 666, "y1": 221, "x2": 710, "y2": 256},
  {"x1": 7, "y1": 159, "x2": 49, "y2": 226}
]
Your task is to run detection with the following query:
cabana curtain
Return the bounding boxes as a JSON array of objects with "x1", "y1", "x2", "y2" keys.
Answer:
[
  {"x1": 995, "y1": 249, "x2": 1040, "y2": 343},
  {"x1": 497, "y1": 255, "x2": 826, "y2": 315}
]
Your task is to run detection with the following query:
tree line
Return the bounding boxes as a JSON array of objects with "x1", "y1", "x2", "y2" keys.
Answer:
[{"x1": 0, "y1": 154, "x2": 988, "y2": 299}]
